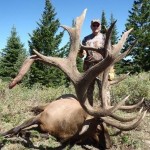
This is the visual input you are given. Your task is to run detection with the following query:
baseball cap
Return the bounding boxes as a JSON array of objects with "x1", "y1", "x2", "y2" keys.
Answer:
[{"x1": 91, "y1": 19, "x2": 101, "y2": 25}]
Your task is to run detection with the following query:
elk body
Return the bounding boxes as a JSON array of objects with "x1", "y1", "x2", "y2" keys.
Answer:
[
  {"x1": 1, "y1": 97, "x2": 111, "y2": 148},
  {"x1": 1, "y1": 9, "x2": 147, "y2": 149}
]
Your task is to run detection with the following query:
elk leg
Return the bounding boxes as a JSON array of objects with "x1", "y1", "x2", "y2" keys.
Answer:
[{"x1": 1, "y1": 116, "x2": 39, "y2": 137}]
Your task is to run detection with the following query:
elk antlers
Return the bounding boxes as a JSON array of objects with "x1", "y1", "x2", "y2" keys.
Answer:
[{"x1": 9, "y1": 9, "x2": 146, "y2": 131}]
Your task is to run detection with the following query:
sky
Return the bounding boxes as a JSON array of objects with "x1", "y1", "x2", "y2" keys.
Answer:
[{"x1": 0, "y1": 0, "x2": 134, "y2": 51}]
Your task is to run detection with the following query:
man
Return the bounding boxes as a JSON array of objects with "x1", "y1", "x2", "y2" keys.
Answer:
[{"x1": 79, "y1": 19, "x2": 105, "y2": 106}]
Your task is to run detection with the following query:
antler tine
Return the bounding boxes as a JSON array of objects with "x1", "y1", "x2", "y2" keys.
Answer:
[
  {"x1": 33, "y1": 49, "x2": 64, "y2": 65},
  {"x1": 61, "y1": 9, "x2": 87, "y2": 61},
  {"x1": 75, "y1": 8, "x2": 87, "y2": 28},
  {"x1": 76, "y1": 95, "x2": 131, "y2": 118},
  {"x1": 109, "y1": 95, "x2": 130, "y2": 113},
  {"x1": 101, "y1": 110, "x2": 147, "y2": 131},
  {"x1": 109, "y1": 72, "x2": 130, "y2": 85},
  {"x1": 113, "y1": 40, "x2": 137, "y2": 64},
  {"x1": 109, "y1": 107, "x2": 143, "y2": 122},
  {"x1": 102, "y1": 21, "x2": 117, "y2": 63},
  {"x1": 9, "y1": 55, "x2": 38, "y2": 89},
  {"x1": 60, "y1": 25, "x2": 74, "y2": 40},
  {"x1": 115, "y1": 98, "x2": 144, "y2": 110},
  {"x1": 104, "y1": 20, "x2": 117, "y2": 52},
  {"x1": 112, "y1": 28, "x2": 133, "y2": 56},
  {"x1": 60, "y1": 9, "x2": 87, "y2": 34}
]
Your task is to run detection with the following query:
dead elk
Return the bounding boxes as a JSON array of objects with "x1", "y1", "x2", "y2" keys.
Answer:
[
  {"x1": 1, "y1": 97, "x2": 112, "y2": 148},
  {"x1": 0, "y1": 96, "x2": 145, "y2": 149},
  {"x1": 1, "y1": 9, "x2": 147, "y2": 149}
]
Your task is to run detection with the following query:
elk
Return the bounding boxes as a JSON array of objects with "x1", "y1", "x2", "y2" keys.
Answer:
[{"x1": 1, "y1": 9, "x2": 146, "y2": 149}]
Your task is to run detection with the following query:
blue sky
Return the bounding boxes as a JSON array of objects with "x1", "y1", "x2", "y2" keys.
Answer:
[{"x1": 0, "y1": 0, "x2": 134, "y2": 51}]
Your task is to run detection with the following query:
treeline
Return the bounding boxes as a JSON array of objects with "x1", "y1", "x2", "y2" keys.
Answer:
[{"x1": 0, "y1": 0, "x2": 149, "y2": 88}]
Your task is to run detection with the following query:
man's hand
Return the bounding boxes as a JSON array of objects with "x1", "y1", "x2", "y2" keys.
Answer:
[{"x1": 78, "y1": 50, "x2": 86, "y2": 58}]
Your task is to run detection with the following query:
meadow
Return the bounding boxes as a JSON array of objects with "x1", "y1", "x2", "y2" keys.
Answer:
[{"x1": 0, "y1": 72, "x2": 150, "y2": 150}]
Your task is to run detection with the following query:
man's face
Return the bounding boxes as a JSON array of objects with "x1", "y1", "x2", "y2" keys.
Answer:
[{"x1": 91, "y1": 23, "x2": 101, "y2": 34}]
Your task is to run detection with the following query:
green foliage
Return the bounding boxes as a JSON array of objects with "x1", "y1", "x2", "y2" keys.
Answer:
[
  {"x1": 0, "y1": 26, "x2": 26, "y2": 81},
  {"x1": 100, "y1": 11, "x2": 118, "y2": 44},
  {"x1": 28, "y1": 0, "x2": 69, "y2": 87},
  {"x1": 121, "y1": 134, "x2": 129, "y2": 144},
  {"x1": 109, "y1": 13, "x2": 119, "y2": 45},
  {"x1": 118, "y1": 133, "x2": 141, "y2": 149},
  {"x1": 100, "y1": 11, "x2": 119, "y2": 74},
  {"x1": 100, "y1": 10, "x2": 108, "y2": 34},
  {"x1": 117, "y1": 0, "x2": 150, "y2": 74},
  {"x1": 111, "y1": 72, "x2": 150, "y2": 104}
]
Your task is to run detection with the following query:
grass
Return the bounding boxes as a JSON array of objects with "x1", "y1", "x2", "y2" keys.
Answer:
[{"x1": 0, "y1": 72, "x2": 150, "y2": 149}]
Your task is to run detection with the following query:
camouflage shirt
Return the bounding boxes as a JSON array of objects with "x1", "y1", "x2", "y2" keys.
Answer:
[{"x1": 82, "y1": 33, "x2": 105, "y2": 63}]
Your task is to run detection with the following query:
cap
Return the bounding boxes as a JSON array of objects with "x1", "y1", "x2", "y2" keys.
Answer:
[{"x1": 91, "y1": 19, "x2": 101, "y2": 25}]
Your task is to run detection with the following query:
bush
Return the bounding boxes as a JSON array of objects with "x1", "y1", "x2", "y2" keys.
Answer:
[{"x1": 111, "y1": 72, "x2": 150, "y2": 105}]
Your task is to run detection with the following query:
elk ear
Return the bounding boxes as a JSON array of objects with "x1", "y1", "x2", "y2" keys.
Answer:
[
  {"x1": 79, "y1": 116, "x2": 96, "y2": 135},
  {"x1": 79, "y1": 124, "x2": 89, "y2": 135}
]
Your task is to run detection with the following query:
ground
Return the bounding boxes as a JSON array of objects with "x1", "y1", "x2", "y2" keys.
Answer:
[{"x1": 0, "y1": 112, "x2": 149, "y2": 150}]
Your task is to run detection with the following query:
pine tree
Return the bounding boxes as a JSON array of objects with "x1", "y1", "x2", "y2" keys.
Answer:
[
  {"x1": 28, "y1": 0, "x2": 67, "y2": 87},
  {"x1": 109, "y1": 14, "x2": 121, "y2": 74},
  {"x1": 0, "y1": 26, "x2": 26, "y2": 81},
  {"x1": 120, "y1": 0, "x2": 150, "y2": 73},
  {"x1": 100, "y1": 10, "x2": 108, "y2": 34},
  {"x1": 109, "y1": 13, "x2": 118, "y2": 45}
]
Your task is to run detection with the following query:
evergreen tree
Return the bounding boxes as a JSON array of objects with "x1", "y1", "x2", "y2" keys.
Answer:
[
  {"x1": 109, "y1": 14, "x2": 121, "y2": 74},
  {"x1": 28, "y1": 0, "x2": 67, "y2": 87},
  {"x1": 119, "y1": 0, "x2": 150, "y2": 73},
  {"x1": 100, "y1": 10, "x2": 108, "y2": 34},
  {"x1": 0, "y1": 26, "x2": 26, "y2": 81},
  {"x1": 109, "y1": 13, "x2": 118, "y2": 45}
]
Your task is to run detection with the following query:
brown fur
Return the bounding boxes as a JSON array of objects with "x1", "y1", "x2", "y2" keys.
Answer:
[
  {"x1": 1, "y1": 97, "x2": 111, "y2": 148},
  {"x1": 38, "y1": 98, "x2": 88, "y2": 141}
]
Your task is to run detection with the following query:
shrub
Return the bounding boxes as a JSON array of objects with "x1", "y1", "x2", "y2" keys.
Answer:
[{"x1": 111, "y1": 72, "x2": 150, "y2": 105}]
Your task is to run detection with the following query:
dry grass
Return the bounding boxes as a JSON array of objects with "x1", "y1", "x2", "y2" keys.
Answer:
[
  {"x1": 109, "y1": 112, "x2": 150, "y2": 150},
  {"x1": 0, "y1": 74, "x2": 150, "y2": 149}
]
